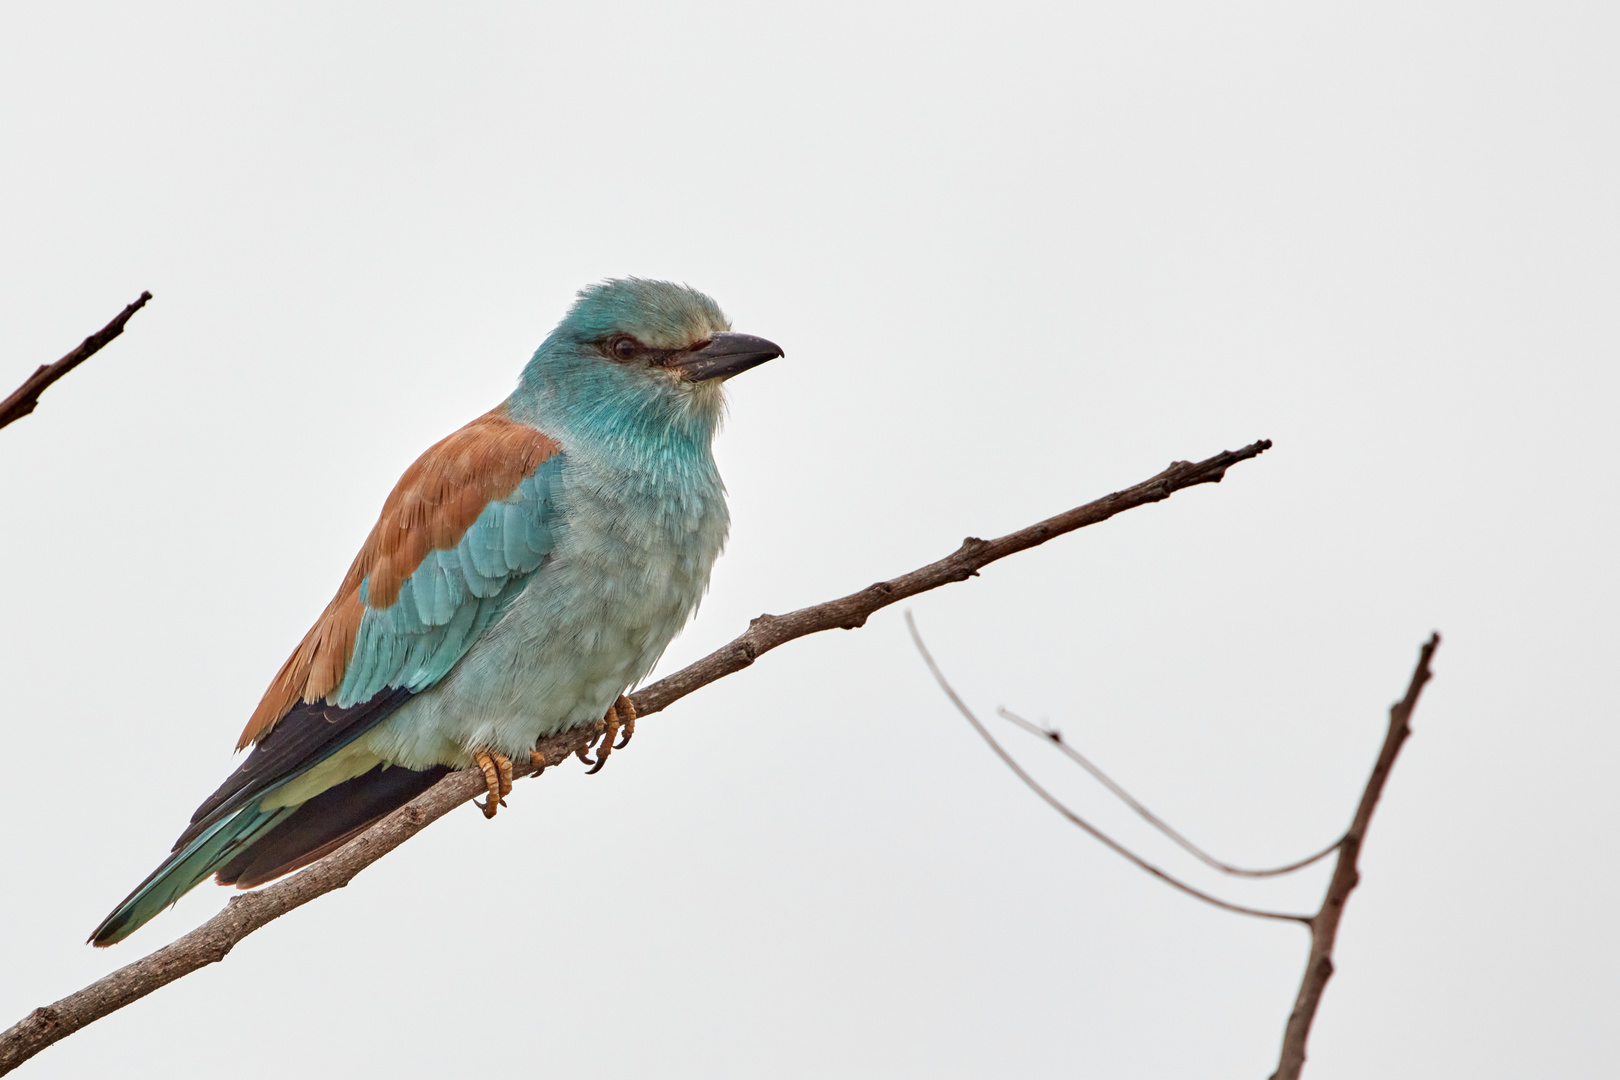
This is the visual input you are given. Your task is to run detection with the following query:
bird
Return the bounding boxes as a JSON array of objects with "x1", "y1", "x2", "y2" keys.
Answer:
[{"x1": 90, "y1": 278, "x2": 783, "y2": 947}]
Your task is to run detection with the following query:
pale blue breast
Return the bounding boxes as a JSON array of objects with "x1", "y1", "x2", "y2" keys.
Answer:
[{"x1": 359, "y1": 446, "x2": 728, "y2": 768}]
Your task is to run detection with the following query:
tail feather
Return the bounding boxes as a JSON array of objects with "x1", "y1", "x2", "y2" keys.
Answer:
[
  {"x1": 89, "y1": 762, "x2": 450, "y2": 947},
  {"x1": 90, "y1": 805, "x2": 293, "y2": 947},
  {"x1": 91, "y1": 687, "x2": 423, "y2": 947}
]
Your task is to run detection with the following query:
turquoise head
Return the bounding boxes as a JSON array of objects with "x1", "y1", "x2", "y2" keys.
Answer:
[{"x1": 509, "y1": 278, "x2": 782, "y2": 459}]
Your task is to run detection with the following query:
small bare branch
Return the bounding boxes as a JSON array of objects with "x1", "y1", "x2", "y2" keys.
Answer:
[
  {"x1": 0, "y1": 292, "x2": 153, "y2": 431},
  {"x1": 908, "y1": 612, "x2": 1309, "y2": 924},
  {"x1": 997, "y1": 707, "x2": 1344, "y2": 878},
  {"x1": 0, "y1": 438, "x2": 1270, "y2": 1074},
  {"x1": 1269, "y1": 633, "x2": 1440, "y2": 1080}
]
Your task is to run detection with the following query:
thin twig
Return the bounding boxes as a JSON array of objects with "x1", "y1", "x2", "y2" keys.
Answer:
[
  {"x1": 0, "y1": 438, "x2": 1270, "y2": 1075},
  {"x1": 997, "y1": 707, "x2": 1344, "y2": 878},
  {"x1": 0, "y1": 292, "x2": 153, "y2": 431},
  {"x1": 908, "y1": 613, "x2": 1309, "y2": 924},
  {"x1": 1269, "y1": 633, "x2": 1439, "y2": 1080}
]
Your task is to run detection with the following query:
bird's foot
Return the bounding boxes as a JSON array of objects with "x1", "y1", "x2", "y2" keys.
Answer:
[
  {"x1": 472, "y1": 749, "x2": 515, "y2": 819},
  {"x1": 525, "y1": 696, "x2": 637, "y2": 778},
  {"x1": 578, "y1": 695, "x2": 637, "y2": 776}
]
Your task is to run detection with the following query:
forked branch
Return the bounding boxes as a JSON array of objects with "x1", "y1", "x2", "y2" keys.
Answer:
[
  {"x1": 909, "y1": 618, "x2": 1439, "y2": 1080},
  {"x1": 996, "y1": 707, "x2": 1344, "y2": 878},
  {"x1": 907, "y1": 613, "x2": 1310, "y2": 923},
  {"x1": 0, "y1": 438, "x2": 1270, "y2": 1075}
]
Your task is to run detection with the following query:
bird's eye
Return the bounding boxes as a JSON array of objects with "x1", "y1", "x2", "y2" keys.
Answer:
[{"x1": 607, "y1": 336, "x2": 640, "y2": 362}]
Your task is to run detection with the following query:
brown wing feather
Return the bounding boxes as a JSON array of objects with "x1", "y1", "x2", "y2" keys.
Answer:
[{"x1": 237, "y1": 406, "x2": 560, "y2": 750}]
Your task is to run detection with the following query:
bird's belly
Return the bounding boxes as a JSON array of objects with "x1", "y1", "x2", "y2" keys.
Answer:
[{"x1": 361, "y1": 464, "x2": 726, "y2": 768}]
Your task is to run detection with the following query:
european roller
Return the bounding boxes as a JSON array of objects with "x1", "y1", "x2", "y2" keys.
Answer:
[{"x1": 91, "y1": 279, "x2": 782, "y2": 947}]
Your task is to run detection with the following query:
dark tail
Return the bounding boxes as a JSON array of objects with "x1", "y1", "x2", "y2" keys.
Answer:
[
  {"x1": 90, "y1": 762, "x2": 448, "y2": 946},
  {"x1": 214, "y1": 763, "x2": 450, "y2": 888}
]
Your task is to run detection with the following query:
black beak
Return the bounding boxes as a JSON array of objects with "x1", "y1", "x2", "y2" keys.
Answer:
[{"x1": 670, "y1": 332, "x2": 784, "y2": 382}]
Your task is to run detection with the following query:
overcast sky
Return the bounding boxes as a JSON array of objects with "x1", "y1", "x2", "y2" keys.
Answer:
[{"x1": 1, "y1": 3, "x2": 1615, "y2": 1077}]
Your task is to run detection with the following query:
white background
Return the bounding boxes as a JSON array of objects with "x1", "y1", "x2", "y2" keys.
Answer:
[{"x1": 1, "y1": 3, "x2": 1615, "y2": 1077}]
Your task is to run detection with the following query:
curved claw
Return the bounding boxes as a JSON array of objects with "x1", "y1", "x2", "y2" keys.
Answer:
[
  {"x1": 613, "y1": 697, "x2": 637, "y2": 749},
  {"x1": 472, "y1": 749, "x2": 514, "y2": 819},
  {"x1": 583, "y1": 727, "x2": 613, "y2": 775},
  {"x1": 584, "y1": 696, "x2": 634, "y2": 775}
]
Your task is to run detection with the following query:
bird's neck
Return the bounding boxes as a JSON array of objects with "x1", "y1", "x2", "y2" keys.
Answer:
[{"x1": 505, "y1": 367, "x2": 723, "y2": 479}]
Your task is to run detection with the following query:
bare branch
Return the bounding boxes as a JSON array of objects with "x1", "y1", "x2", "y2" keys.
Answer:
[
  {"x1": 997, "y1": 707, "x2": 1344, "y2": 878},
  {"x1": 908, "y1": 613, "x2": 1310, "y2": 924},
  {"x1": 1270, "y1": 633, "x2": 1440, "y2": 1080},
  {"x1": 630, "y1": 439, "x2": 1272, "y2": 718},
  {"x1": 0, "y1": 292, "x2": 153, "y2": 431},
  {"x1": 0, "y1": 438, "x2": 1270, "y2": 1075}
]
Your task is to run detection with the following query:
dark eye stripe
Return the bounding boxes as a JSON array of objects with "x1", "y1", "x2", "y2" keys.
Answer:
[{"x1": 601, "y1": 334, "x2": 682, "y2": 368}]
